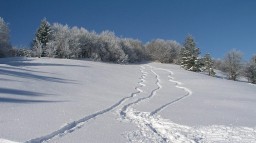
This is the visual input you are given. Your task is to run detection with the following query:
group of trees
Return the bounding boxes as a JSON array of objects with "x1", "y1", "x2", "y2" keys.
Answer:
[
  {"x1": 145, "y1": 39, "x2": 182, "y2": 63},
  {"x1": 1, "y1": 17, "x2": 256, "y2": 84},
  {"x1": 179, "y1": 35, "x2": 256, "y2": 84},
  {"x1": 30, "y1": 19, "x2": 184, "y2": 64},
  {"x1": 31, "y1": 19, "x2": 147, "y2": 63},
  {"x1": 216, "y1": 51, "x2": 256, "y2": 84},
  {"x1": 180, "y1": 35, "x2": 215, "y2": 76}
]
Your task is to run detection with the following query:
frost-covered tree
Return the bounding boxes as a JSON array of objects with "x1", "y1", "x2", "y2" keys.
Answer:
[
  {"x1": 51, "y1": 23, "x2": 71, "y2": 58},
  {"x1": 32, "y1": 38, "x2": 43, "y2": 58},
  {"x1": 120, "y1": 38, "x2": 145, "y2": 63},
  {"x1": 244, "y1": 55, "x2": 256, "y2": 84},
  {"x1": 68, "y1": 26, "x2": 83, "y2": 58},
  {"x1": 202, "y1": 53, "x2": 215, "y2": 76},
  {"x1": 180, "y1": 35, "x2": 201, "y2": 72},
  {"x1": 183, "y1": 35, "x2": 200, "y2": 57},
  {"x1": 98, "y1": 31, "x2": 127, "y2": 63},
  {"x1": 33, "y1": 18, "x2": 51, "y2": 57},
  {"x1": 0, "y1": 17, "x2": 11, "y2": 57},
  {"x1": 130, "y1": 39, "x2": 146, "y2": 62},
  {"x1": 78, "y1": 28, "x2": 98, "y2": 59},
  {"x1": 221, "y1": 50, "x2": 243, "y2": 81},
  {"x1": 145, "y1": 39, "x2": 181, "y2": 63}
]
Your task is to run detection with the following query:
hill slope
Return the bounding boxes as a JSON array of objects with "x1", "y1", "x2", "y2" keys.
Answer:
[{"x1": 0, "y1": 58, "x2": 255, "y2": 143}]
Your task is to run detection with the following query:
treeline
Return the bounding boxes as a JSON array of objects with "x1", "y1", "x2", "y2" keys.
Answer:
[
  {"x1": 178, "y1": 35, "x2": 256, "y2": 84},
  {"x1": 0, "y1": 17, "x2": 255, "y2": 84},
  {"x1": 1, "y1": 18, "x2": 183, "y2": 64},
  {"x1": 29, "y1": 19, "x2": 183, "y2": 64}
]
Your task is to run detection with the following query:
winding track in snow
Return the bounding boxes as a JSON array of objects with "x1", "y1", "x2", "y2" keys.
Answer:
[
  {"x1": 119, "y1": 65, "x2": 170, "y2": 142},
  {"x1": 120, "y1": 66, "x2": 162, "y2": 118},
  {"x1": 124, "y1": 65, "x2": 256, "y2": 143},
  {"x1": 25, "y1": 66, "x2": 147, "y2": 143},
  {"x1": 24, "y1": 64, "x2": 256, "y2": 143},
  {"x1": 150, "y1": 67, "x2": 192, "y2": 115}
]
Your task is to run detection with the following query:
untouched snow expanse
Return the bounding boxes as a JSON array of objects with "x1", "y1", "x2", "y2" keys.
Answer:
[{"x1": 0, "y1": 57, "x2": 256, "y2": 143}]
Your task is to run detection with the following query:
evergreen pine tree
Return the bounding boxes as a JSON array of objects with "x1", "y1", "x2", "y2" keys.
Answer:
[
  {"x1": 34, "y1": 18, "x2": 51, "y2": 57},
  {"x1": 180, "y1": 49, "x2": 192, "y2": 70},
  {"x1": 202, "y1": 53, "x2": 215, "y2": 76},
  {"x1": 180, "y1": 35, "x2": 201, "y2": 72},
  {"x1": 183, "y1": 35, "x2": 200, "y2": 57}
]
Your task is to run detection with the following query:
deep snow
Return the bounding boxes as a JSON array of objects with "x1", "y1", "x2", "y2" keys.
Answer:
[{"x1": 0, "y1": 57, "x2": 256, "y2": 143}]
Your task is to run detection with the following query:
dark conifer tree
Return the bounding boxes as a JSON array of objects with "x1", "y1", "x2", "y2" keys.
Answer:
[
  {"x1": 33, "y1": 18, "x2": 51, "y2": 57},
  {"x1": 180, "y1": 35, "x2": 201, "y2": 72}
]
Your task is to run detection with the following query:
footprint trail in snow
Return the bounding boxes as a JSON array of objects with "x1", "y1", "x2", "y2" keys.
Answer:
[
  {"x1": 25, "y1": 66, "x2": 149, "y2": 143},
  {"x1": 21, "y1": 64, "x2": 256, "y2": 143},
  {"x1": 119, "y1": 65, "x2": 256, "y2": 143}
]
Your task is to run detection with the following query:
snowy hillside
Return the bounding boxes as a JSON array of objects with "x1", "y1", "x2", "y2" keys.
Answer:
[{"x1": 0, "y1": 57, "x2": 256, "y2": 143}]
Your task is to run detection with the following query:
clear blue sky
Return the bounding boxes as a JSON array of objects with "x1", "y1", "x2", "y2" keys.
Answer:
[{"x1": 1, "y1": 0, "x2": 256, "y2": 60}]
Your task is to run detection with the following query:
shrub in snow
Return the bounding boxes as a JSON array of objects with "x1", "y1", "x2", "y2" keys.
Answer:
[{"x1": 15, "y1": 48, "x2": 32, "y2": 57}]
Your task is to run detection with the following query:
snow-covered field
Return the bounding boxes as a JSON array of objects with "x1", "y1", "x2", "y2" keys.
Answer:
[{"x1": 0, "y1": 57, "x2": 256, "y2": 143}]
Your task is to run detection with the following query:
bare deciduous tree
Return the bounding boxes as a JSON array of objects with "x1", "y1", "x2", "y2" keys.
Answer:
[
  {"x1": 145, "y1": 39, "x2": 181, "y2": 63},
  {"x1": 222, "y1": 50, "x2": 243, "y2": 81},
  {"x1": 244, "y1": 55, "x2": 256, "y2": 84}
]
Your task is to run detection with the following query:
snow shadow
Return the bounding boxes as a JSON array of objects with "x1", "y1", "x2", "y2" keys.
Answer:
[
  {"x1": 0, "y1": 65, "x2": 55, "y2": 75},
  {"x1": 0, "y1": 68, "x2": 76, "y2": 84},
  {"x1": 0, "y1": 97, "x2": 62, "y2": 104},
  {"x1": 0, "y1": 88, "x2": 64, "y2": 103},
  {"x1": 1, "y1": 57, "x2": 88, "y2": 68},
  {"x1": 0, "y1": 87, "x2": 52, "y2": 96},
  {"x1": 0, "y1": 78, "x2": 22, "y2": 82}
]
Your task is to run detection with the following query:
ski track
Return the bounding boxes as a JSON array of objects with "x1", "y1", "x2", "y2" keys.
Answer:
[{"x1": 25, "y1": 66, "x2": 147, "y2": 143}]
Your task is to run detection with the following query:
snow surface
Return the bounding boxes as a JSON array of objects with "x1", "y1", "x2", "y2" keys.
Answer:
[{"x1": 0, "y1": 57, "x2": 256, "y2": 143}]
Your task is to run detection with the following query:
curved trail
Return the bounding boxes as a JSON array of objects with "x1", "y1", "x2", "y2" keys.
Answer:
[
  {"x1": 150, "y1": 67, "x2": 192, "y2": 115},
  {"x1": 121, "y1": 65, "x2": 256, "y2": 143},
  {"x1": 25, "y1": 66, "x2": 147, "y2": 143},
  {"x1": 24, "y1": 64, "x2": 256, "y2": 143},
  {"x1": 120, "y1": 66, "x2": 161, "y2": 118},
  {"x1": 119, "y1": 65, "x2": 196, "y2": 142},
  {"x1": 119, "y1": 65, "x2": 168, "y2": 142}
]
